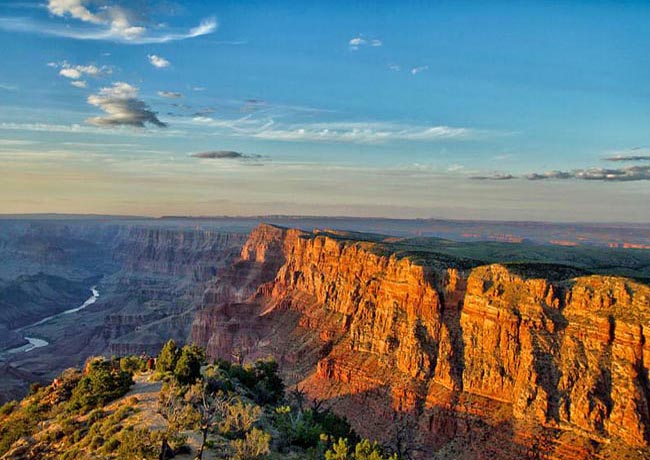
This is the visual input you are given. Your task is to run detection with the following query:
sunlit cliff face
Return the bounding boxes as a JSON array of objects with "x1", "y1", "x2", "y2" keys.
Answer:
[{"x1": 191, "y1": 224, "x2": 650, "y2": 458}]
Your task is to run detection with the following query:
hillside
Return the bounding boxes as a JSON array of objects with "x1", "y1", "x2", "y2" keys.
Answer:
[{"x1": 0, "y1": 348, "x2": 389, "y2": 460}]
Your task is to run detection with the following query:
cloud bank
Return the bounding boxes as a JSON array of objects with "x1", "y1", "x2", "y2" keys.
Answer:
[
  {"x1": 86, "y1": 82, "x2": 166, "y2": 128},
  {"x1": 525, "y1": 166, "x2": 650, "y2": 181}
]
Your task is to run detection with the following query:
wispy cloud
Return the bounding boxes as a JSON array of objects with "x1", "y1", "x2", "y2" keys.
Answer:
[
  {"x1": 411, "y1": 65, "x2": 429, "y2": 75},
  {"x1": 0, "y1": 1, "x2": 217, "y2": 44},
  {"x1": 252, "y1": 122, "x2": 471, "y2": 143},
  {"x1": 189, "y1": 116, "x2": 478, "y2": 144},
  {"x1": 0, "y1": 121, "x2": 185, "y2": 137},
  {"x1": 349, "y1": 35, "x2": 382, "y2": 50},
  {"x1": 148, "y1": 54, "x2": 170, "y2": 68},
  {"x1": 604, "y1": 155, "x2": 650, "y2": 162},
  {"x1": 0, "y1": 139, "x2": 35, "y2": 146},
  {"x1": 158, "y1": 91, "x2": 183, "y2": 99},
  {"x1": 70, "y1": 80, "x2": 87, "y2": 88},
  {"x1": 603, "y1": 147, "x2": 650, "y2": 162},
  {"x1": 87, "y1": 82, "x2": 167, "y2": 128}
]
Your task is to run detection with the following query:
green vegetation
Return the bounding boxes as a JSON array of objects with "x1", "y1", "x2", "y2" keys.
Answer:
[
  {"x1": 312, "y1": 229, "x2": 650, "y2": 281},
  {"x1": 325, "y1": 438, "x2": 397, "y2": 460},
  {"x1": 68, "y1": 357, "x2": 133, "y2": 412},
  {"x1": 0, "y1": 356, "x2": 134, "y2": 459},
  {"x1": 0, "y1": 341, "x2": 401, "y2": 460}
]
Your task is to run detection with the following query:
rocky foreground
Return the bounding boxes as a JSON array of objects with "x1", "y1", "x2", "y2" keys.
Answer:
[{"x1": 192, "y1": 224, "x2": 650, "y2": 459}]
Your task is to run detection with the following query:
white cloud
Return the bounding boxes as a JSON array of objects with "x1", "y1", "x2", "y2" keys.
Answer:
[
  {"x1": 53, "y1": 61, "x2": 111, "y2": 80},
  {"x1": 388, "y1": 64, "x2": 401, "y2": 72},
  {"x1": 148, "y1": 54, "x2": 170, "y2": 68},
  {"x1": 0, "y1": 2, "x2": 217, "y2": 44},
  {"x1": 70, "y1": 80, "x2": 87, "y2": 88},
  {"x1": 87, "y1": 82, "x2": 167, "y2": 128},
  {"x1": 59, "y1": 68, "x2": 82, "y2": 79},
  {"x1": 411, "y1": 65, "x2": 429, "y2": 75},
  {"x1": 349, "y1": 35, "x2": 381, "y2": 50},
  {"x1": 48, "y1": 0, "x2": 145, "y2": 39}
]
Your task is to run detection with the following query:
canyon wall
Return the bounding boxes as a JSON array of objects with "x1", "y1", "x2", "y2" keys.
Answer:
[
  {"x1": 112, "y1": 227, "x2": 246, "y2": 281},
  {"x1": 191, "y1": 224, "x2": 650, "y2": 458},
  {"x1": 103, "y1": 226, "x2": 247, "y2": 355},
  {"x1": 0, "y1": 222, "x2": 248, "y2": 404}
]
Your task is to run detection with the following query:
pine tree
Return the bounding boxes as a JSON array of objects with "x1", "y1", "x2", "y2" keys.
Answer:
[{"x1": 156, "y1": 339, "x2": 179, "y2": 374}]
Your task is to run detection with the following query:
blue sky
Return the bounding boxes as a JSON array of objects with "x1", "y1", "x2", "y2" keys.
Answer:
[{"x1": 1, "y1": 0, "x2": 649, "y2": 221}]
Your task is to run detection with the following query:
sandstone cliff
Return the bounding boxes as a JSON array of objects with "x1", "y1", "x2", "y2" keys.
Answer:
[{"x1": 191, "y1": 224, "x2": 650, "y2": 459}]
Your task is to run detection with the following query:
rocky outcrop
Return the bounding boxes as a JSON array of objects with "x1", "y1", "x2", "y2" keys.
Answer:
[{"x1": 191, "y1": 224, "x2": 650, "y2": 458}]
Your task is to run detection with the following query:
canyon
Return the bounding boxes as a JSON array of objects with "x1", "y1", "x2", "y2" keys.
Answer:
[
  {"x1": 3, "y1": 216, "x2": 650, "y2": 458},
  {"x1": 192, "y1": 224, "x2": 650, "y2": 459},
  {"x1": 0, "y1": 218, "x2": 247, "y2": 403}
]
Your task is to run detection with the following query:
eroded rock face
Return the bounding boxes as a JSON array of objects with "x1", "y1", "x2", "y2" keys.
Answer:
[
  {"x1": 113, "y1": 227, "x2": 246, "y2": 281},
  {"x1": 191, "y1": 224, "x2": 650, "y2": 457}
]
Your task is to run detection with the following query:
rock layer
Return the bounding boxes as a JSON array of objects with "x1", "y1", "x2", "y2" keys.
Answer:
[{"x1": 192, "y1": 224, "x2": 650, "y2": 457}]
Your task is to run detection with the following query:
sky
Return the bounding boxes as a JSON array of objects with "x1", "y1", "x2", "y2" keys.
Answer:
[{"x1": 1, "y1": 0, "x2": 650, "y2": 221}]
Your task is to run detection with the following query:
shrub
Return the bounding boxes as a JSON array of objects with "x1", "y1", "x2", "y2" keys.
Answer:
[
  {"x1": 68, "y1": 358, "x2": 133, "y2": 412},
  {"x1": 325, "y1": 438, "x2": 350, "y2": 460},
  {"x1": 221, "y1": 398, "x2": 262, "y2": 436},
  {"x1": 173, "y1": 344, "x2": 205, "y2": 385},
  {"x1": 324, "y1": 438, "x2": 396, "y2": 460},
  {"x1": 0, "y1": 401, "x2": 17, "y2": 418},
  {"x1": 230, "y1": 428, "x2": 271, "y2": 460},
  {"x1": 116, "y1": 427, "x2": 161, "y2": 460},
  {"x1": 225, "y1": 358, "x2": 284, "y2": 406},
  {"x1": 272, "y1": 404, "x2": 357, "y2": 450},
  {"x1": 120, "y1": 356, "x2": 145, "y2": 374}
]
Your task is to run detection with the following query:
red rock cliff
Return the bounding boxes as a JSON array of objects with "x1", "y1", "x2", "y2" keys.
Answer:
[{"x1": 191, "y1": 224, "x2": 650, "y2": 459}]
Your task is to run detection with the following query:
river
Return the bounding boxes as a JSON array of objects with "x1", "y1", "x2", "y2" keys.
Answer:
[{"x1": 5, "y1": 287, "x2": 100, "y2": 355}]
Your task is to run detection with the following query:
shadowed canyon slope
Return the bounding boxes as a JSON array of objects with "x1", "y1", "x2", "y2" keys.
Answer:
[
  {"x1": 192, "y1": 224, "x2": 650, "y2": 459},
  {"x1": 0, "y1": 220, "x2": 247, "y2": 403}
]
